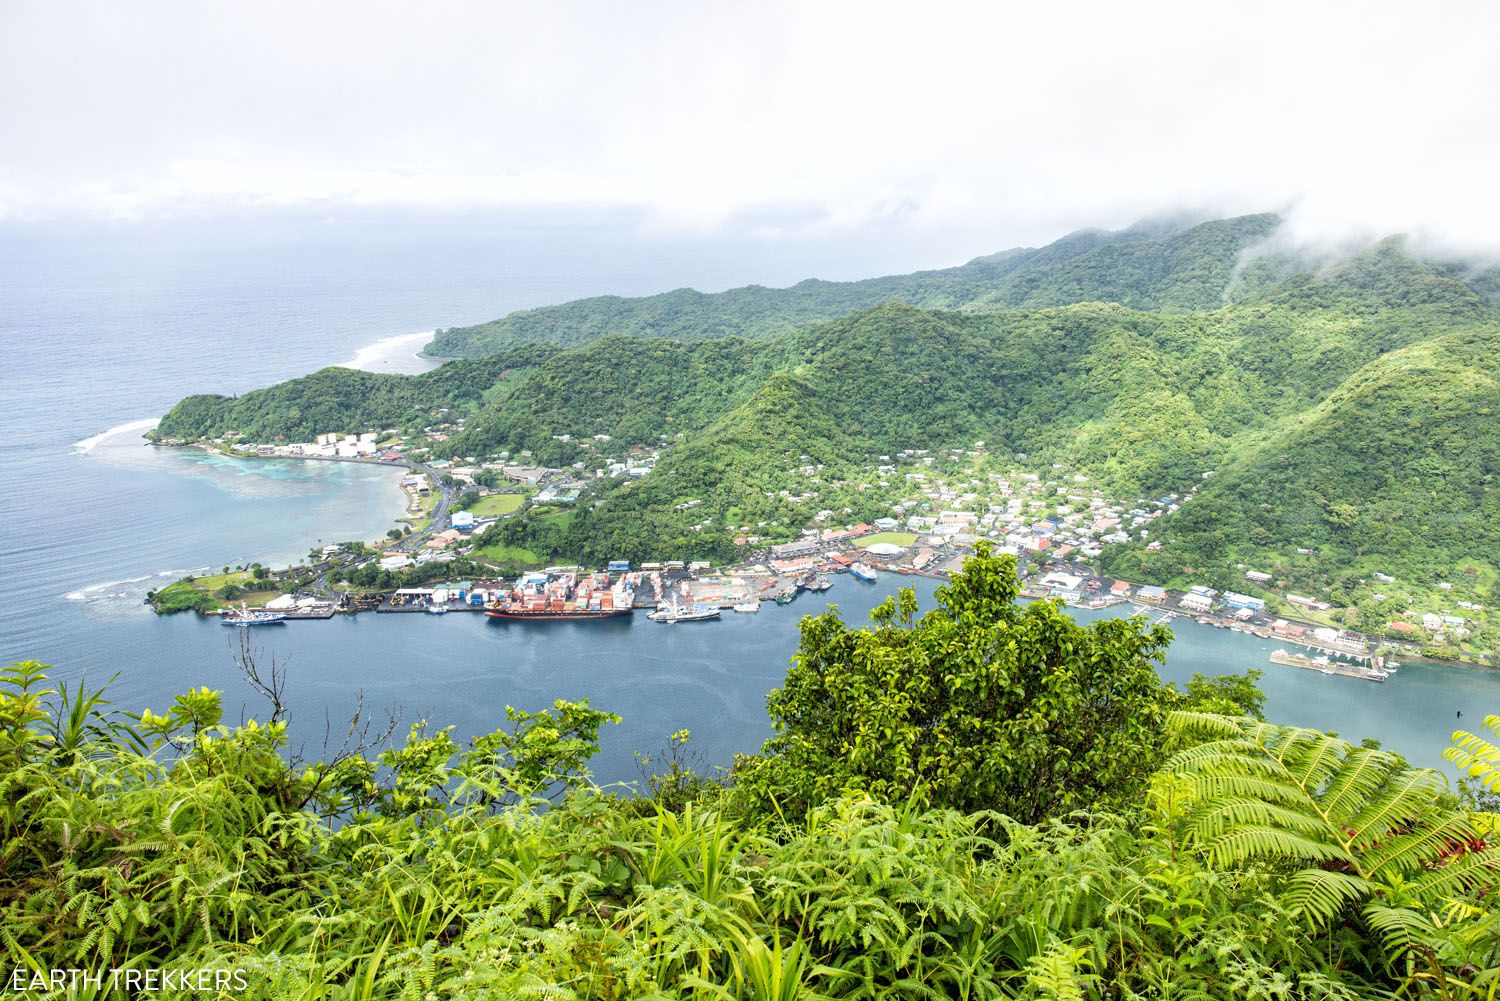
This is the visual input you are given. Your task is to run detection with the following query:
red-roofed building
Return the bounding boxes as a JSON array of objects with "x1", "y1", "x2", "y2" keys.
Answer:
[{"x1": 1389, "y1": 621, "x2": 1417, "y2": 634}]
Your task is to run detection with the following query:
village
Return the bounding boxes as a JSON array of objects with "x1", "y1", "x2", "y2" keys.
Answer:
[{"x1": 161, "y1": 421, "x2": 1485, "y2": 673}]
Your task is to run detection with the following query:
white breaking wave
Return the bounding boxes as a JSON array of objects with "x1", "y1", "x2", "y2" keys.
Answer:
[
  {"x1": 73, "y1": 417, "x2": 160, "y2": 454},
  {"x1": 338, "y1": 331, "x2": 441, "y2": 374},
  {"x1": 63, "y1": 565, "x2": 211, "y2": 601}
]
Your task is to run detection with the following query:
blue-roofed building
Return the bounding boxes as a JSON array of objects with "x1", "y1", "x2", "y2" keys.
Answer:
[{"x1": 1221, "y1": 591, "x2": 1265, "y2": 611}]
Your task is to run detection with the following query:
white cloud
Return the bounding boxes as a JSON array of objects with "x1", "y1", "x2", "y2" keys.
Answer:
[{"x1": 1, "y1": 0, "x2": 1498, "y2": 250}]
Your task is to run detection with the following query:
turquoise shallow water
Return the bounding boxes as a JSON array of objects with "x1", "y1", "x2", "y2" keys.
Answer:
[{"x1": 2, "y1": 217, "x2": 1497, "y2": 785}]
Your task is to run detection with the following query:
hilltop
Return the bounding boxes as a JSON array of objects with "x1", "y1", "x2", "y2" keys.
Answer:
[{"x1": 427, "y1": 213, "x2": 1287, "y2": 355}]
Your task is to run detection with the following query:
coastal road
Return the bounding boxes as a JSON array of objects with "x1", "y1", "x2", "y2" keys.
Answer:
[{"x1": 393, "y1": 461, "x2": 455, "y2": 552}]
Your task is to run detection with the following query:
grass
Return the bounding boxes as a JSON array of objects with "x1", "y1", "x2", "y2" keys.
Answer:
[
  {"x1": 473, "y1": 541, "x2": 543, "y2": 567},
  {"x1": 854, "y1": 531, "x2": 918, "y2": 548},
  {"x1": 190, "y1": 569, "x2": 256, "y2": 591},
  {"x1": 152, "y1": 576, "x2": 282, "y2": 614},
  {"x1": 464, "y1": 493, "x2": 526, "y2": 517}
]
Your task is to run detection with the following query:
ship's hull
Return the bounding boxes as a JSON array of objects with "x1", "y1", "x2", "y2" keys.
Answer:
[{"x1": 485, "y1": 607, "x2": 632, "y2": 621}]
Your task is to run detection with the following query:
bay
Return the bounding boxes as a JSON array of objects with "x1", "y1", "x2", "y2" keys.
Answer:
[{"x1": 2, "y1": 215, "x2": 1497, "y2": 786}]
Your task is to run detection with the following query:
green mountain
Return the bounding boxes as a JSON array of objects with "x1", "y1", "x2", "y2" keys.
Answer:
[
  {"x1": 158, "y1": 219, "x2": 1500, "y2": 639},
  {"x1": 154, "y1": 345, "x2": 560, "y2": 442},
  {"x1": 1101, "y1": 324, "x2": 1500, "y2": 601},
  {"x1": 427, "y1": 213, "x2": 1285, "y2": 355}
]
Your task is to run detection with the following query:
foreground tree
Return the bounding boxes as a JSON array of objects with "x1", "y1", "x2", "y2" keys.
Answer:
[{"x1": 736, "y1": 543, "x2": 1176, "y2": 822}]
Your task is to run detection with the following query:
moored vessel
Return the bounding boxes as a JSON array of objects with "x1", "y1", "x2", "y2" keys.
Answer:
[
  {"x1": 648, "y1": 598, "x2": 720, "y2": 623},
  {"x1": 221, "y1": 605, "x2": 287, "y2": 626}
]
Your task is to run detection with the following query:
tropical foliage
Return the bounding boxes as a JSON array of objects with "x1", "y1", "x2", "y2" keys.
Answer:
[
  {"x1": 7, "y1": 554, "x2": 1500, "y2": 998},
  {"x1": 736, "y1": 544, "x2": 1174, "y2": 822}
]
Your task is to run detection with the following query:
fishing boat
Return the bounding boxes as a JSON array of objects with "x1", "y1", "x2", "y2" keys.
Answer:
[
  {"x1": 221, "y1": 602, "x2": 287, "y2": 627},
  {"x1": 426, "y1": 603, "x2": 448, "y2": 615},
  {"x1": 775, "y1": 587, "x2": 798, "y2": 605},
  {"x1": 648, "y1": 598, "x2": 720, "y2": 623},
  {"x1": 850, "y1": 563, "x2": 877, "y2": 583}
]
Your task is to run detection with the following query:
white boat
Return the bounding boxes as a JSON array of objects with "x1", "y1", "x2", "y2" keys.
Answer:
[
  {"x1": 733, "y1": 601, "x2": 761, "y2": 613},
  {"x1": 426, "y1": 603, "x2": 448, "y2": 615},
  {"x1": 850, "y1": 563, "x2": 877, "y2": 583},
  {"x1": 221, "y1": 602, "x2": 287, "y2": 627},
  {"x1": 649, "y1": 598, "x2": 721, "y2": 623}
]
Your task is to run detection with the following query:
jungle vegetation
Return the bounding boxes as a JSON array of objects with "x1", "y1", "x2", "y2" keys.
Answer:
[{"x1": 6, "y1": 551, "x2": 1499, "y2": 998}]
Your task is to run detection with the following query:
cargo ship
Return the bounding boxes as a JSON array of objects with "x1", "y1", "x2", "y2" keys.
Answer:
[{"x1": 485, "y1": 570, "x2": 635, "y2": 621}]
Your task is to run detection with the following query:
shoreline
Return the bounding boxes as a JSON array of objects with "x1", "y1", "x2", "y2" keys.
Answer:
[
  {"x1": 102, "y1": 439, "x2": 1495, "y2": 675},
  {"x1": 336, "y1": 330, "x2": 449, "y2": 375}
]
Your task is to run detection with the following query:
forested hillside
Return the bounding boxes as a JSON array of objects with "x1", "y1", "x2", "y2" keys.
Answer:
[
  {"x1": 1102, "y1": 325, "x2": 1500, "y2": 598},
  {"x1": 427, "y1": 213, "x2": 1285, "y2": 355},
  {"x1": 153, "y1": 345, "x2": 560, "y2": 442}
]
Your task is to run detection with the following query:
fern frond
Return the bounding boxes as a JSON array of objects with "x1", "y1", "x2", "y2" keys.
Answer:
[
  {"x1": 1361, "y1": 904, "x2": 1440, "y2": 957},
  {"x1": 1202, "y1": 826, "x2": 1351, "y2": 869},
  {"x1": 1444, "y1": 716, "x2": 1500, "y2": 791},
  {"x1": 1282, "y1": 868, "x2": 1376, "y2": 926}
]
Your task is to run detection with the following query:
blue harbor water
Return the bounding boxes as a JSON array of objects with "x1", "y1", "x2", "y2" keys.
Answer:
[{"x1": 3, "y1": 216, "x2": 1498, "y2": 785}]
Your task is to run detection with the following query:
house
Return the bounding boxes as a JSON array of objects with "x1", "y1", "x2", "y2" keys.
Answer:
[
  {"x1": 1220, "y1": 591, "x2": 1265, "y2": 611},
  {"x1": 1245, "y1": 570, "x2": 1272, "y2": 584},
  {"x1": 502, "y1": 464, "x2": 556, "y2": 485},
  {"x1": 1388, "y1": 621, "x2": 1417, "y2": 634},
  {"x1": 770, "y1": 540, "x2": 820, "y2": 560},
  {"x1": 1109, "y1": 580, "x2": 1132, "y2": 596},
  {"x1": 1179, "y1": 592, "x2": 1213, "y2": 613},
  {"x1": 1286, "y1": 594, "x2": 1331, "y2": 610},
  {"x1": 1136, "y1": 585, "x2": 1167, "y2": 603},
  {"x1": 426, "y1": 529, "x2": 463, "y2": 549},
  {"x1": 1041, "y1": 572, "x2": 1084, "y2": 593}
]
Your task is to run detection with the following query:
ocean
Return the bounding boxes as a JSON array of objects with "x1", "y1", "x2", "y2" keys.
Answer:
[{"x1": 2, "y1": 215, "x2": 1497, "y2": 783}]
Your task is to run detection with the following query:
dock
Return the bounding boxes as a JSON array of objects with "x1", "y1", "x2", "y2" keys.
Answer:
[{"x1": 1270, "y1": 649, "x2": 1388, "y2": 682}]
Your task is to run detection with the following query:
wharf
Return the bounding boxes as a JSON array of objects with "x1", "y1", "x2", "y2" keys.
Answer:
[{"x1": 1270, "y1": 649, "x2": 1388, "y2": 682}]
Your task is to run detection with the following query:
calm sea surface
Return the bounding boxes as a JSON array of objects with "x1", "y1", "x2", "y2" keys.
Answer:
[{"x1": 2, "y1": 217, "x2": 1497, "y2": 783}]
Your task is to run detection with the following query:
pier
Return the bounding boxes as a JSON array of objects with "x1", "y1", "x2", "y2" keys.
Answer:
[{"x1": 1270, "y1": 649, "x2": 1388, "y2": 682}]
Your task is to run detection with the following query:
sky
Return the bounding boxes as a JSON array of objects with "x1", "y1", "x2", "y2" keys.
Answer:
[{"x1": 2, "y1": 1, "x2": 1497, "y2": 256}]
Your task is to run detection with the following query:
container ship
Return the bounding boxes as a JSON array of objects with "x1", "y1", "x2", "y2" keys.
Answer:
[{"x1": 485, "y1": 570, "x2": 635, "y2": 621}]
